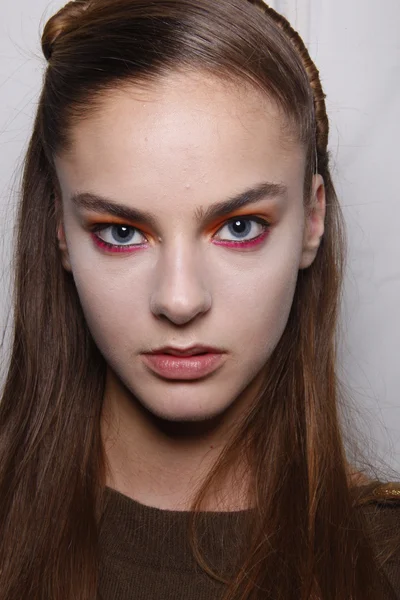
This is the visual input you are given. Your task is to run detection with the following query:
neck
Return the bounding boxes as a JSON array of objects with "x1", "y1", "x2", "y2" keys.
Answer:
[{"x1": 101, "y1": 367, "x2": 251, "y2": 511}]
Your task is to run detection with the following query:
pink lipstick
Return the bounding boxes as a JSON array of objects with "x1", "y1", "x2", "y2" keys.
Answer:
[{"x1": 142, "y1": 345, "x2": 225, "y2": 380}]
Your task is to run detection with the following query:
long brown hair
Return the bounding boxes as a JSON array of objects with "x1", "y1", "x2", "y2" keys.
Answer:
[{"x1": 0, "y1": 1, "x2": 398, "y2": 598}]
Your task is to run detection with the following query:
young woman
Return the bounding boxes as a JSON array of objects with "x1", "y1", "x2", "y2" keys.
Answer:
[{"x1": 0, "y1": 0, "x2": 399, "y2": 598}]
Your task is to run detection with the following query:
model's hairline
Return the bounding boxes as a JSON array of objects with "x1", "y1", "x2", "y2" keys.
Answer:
[{"x1": 53, "y1": 66, "x2": 303, "y2": 161}]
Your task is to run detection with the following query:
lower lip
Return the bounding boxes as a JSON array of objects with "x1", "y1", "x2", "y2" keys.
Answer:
[{"x1": 142, "y1": 353, "x2": 225, "y2": 380}]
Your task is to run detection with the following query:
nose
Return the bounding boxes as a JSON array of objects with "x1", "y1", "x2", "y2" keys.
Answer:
[{"x1": 150, "y1": 240, "x2": 212, "y2": 325}]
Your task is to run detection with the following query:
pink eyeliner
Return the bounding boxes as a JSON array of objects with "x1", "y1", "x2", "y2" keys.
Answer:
[
  {"x1": 90, "y1": 219, "x2": 271, "y2": 253},
  {"x1": 212, "y1": 227, "x2": 270, "y2": 249},
  {"x1": 90, "y1": 232, "x2": 147, "y2": 253}
]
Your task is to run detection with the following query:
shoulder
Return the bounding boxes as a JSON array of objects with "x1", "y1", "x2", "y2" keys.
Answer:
[
  {"x1": 360, "y1": 482, "x2": 400, "y2": 513},
  {"x1": 360, "y1": 483, "x2": 400, "y2": 598},
  {"x1": 369, "y1": 482, "x2": 400, "y2": 504},
  {"x1": 359, "y1": 482, "x2": 400, "y2": 565},
  {"x1": 359, "y1": 481, "x2": 400, "y2": 520}
]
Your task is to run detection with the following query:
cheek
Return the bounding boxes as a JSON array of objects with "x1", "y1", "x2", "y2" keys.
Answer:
[
  {"x1": 256, "y1": 266, "x2": 299, "y2": 352},
  {"x1": 63, "y1": 220, "x2": 148, "y2": 342},
  {"x1": 216, "y1": 255, "x2": 299, "y2": 353},
  {"x1": 215, "y1": 216, "x2": 303, "y2": 332},
  {"x1": 70, "y1": 265, "x2": 149, "y2": 360}
]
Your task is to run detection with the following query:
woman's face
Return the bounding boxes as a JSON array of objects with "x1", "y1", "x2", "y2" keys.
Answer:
[{"x1": 55, "y1": 71, "x2": 324, "y2": 422}]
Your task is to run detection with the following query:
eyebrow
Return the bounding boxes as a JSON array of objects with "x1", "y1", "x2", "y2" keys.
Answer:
[{"x1": 70, "y1": 181, "x2": 288, "y2": 229}]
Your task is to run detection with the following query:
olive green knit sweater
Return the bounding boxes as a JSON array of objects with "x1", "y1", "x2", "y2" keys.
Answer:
[{"x1": 98, "y1": 485, "x2": 400, "y2": 599}]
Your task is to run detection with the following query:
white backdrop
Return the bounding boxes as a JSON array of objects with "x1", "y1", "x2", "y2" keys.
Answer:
[{"x1": 0, "y1": 0, "x2": 399, "y2": 475}]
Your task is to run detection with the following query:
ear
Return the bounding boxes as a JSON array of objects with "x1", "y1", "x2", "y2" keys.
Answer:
[
  {"x1": 55, "y1": 195, "x2": 72, "y2": 273},
  {"x1": 299, "y1": 174, "x2": 326, "y2": 269}
]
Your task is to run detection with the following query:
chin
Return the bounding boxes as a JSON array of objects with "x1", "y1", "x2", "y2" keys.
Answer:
[{"x1": 140, "y1": 394, "x2": 232, "y2": 426}]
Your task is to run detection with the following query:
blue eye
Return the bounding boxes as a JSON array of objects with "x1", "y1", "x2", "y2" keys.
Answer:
[
  {"x1": 95, "y1": 225, "x2": 146, "y2": 246},
  {"x1": 215, "y1": 217, "x2": 269, "y2": 242},
  {"x1": 90, "y1": 215, "x2": 270, "y2": 251}
]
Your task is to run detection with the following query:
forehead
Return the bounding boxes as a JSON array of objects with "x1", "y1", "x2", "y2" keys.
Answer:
[{"x1": 55, "y1": 70, "x2": 305, "y2": 205}]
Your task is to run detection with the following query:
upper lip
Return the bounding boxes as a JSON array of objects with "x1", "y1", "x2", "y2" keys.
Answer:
[{"x1": 145, "y1": 345, "x2": 223, "y2": 356}]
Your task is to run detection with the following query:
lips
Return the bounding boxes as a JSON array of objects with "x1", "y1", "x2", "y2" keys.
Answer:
[
  {"x1": 141, "y1": 349, "x2": 226, "y2": 380},
  {"x1": 146, "y1": 345, "x2": 222, "y2": 357}
]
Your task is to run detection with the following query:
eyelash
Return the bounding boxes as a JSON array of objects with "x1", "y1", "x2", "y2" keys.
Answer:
[{"x1": 89, "y1": 215, "x2": 271, "y2": 253}]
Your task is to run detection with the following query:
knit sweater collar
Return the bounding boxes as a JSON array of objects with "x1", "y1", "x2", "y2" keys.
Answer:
[{"x1": 100, "y1": 485, "x2": 253, "y2": 575}]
